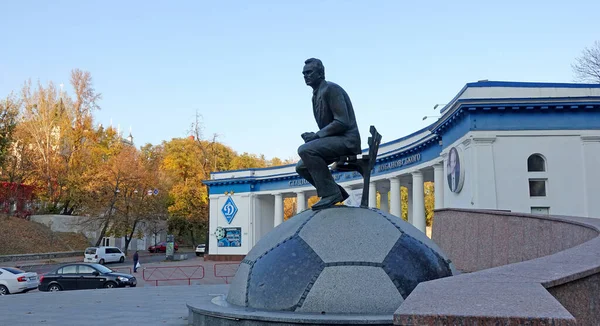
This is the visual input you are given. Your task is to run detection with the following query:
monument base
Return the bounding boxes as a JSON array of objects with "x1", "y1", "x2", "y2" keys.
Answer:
[{"x1": 187, "y1": 285, "x2": 392, "y2": 326}]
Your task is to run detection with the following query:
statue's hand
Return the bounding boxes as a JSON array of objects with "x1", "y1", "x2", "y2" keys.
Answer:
[{"x1": 301, "y1": 132, "x2": 319, "y2": 143}]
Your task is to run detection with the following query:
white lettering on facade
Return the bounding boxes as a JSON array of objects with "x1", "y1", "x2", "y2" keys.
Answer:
[
  {"x1": 289, "y1": 179, "x2": 310, "y2": 187},
  {"x1": 377, "y1": 153, "x2": 421, "y2": 172},
  {"x1": 289, "y1": 172, "x2": 345, "y2": 187}
]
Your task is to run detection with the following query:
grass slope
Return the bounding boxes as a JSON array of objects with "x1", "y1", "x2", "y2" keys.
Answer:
[{"x1": 0, "y1": 216, "x2": 91, "y2": 255}]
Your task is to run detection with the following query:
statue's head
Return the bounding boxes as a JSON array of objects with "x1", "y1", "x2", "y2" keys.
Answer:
[{"x1": 303, "y1": 58, "x2": 325, "y2": 87}]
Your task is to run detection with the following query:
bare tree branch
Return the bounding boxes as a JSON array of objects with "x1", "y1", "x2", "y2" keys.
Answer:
[{"x1": 572, "y1": 41, "x2": 600, "y2": 83}]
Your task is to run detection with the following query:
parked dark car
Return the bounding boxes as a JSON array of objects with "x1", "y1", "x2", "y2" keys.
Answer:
[
  {"x1": 148, "y1": 241, "x2": 179, "y2": 253},
  {"x1": 38, "y1": 263, "x2": 136, "y2": 292}
]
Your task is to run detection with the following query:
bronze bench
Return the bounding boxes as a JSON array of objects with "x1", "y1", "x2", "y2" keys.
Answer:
[{"x1": 331, "y1": 126, "x2": 382, "y2": 207}]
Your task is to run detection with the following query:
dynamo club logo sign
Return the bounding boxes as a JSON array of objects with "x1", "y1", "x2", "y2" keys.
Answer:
[{"x1": 221, "y1": 197, "x2": 238, "y2": 224}]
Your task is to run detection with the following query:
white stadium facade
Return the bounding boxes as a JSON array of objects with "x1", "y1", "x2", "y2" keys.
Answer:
[{"x1": 204, "y1": 81, "x2": 600, "y2": 259}]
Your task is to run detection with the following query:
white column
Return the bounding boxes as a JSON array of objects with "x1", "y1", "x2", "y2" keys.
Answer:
[
  {"x1": 208, "y1": 195, "x2": 220, "y2": 255},
  {"x1": 582, "y1": 136, "x2": 600, "y2": 217},
  {"x1": 407, "y1": 184, "x2": 413, "y2": 223},
  {"x1": 390, "y1": 177, "x2": 401, "y2": 217},
  {"x1": 412, "y1": 171, "x2": 426, "y2": 233},
  {"x1": 472, "y1": 137, "x2": 497, "y2": 209},
  {"x1": 433, "y1": 164, "x2": 444, "y2": 209},
  {"x1": 274, "y1": 193, "x2": 284, "y2": 227},
  {"x1": 380, "y1": 189, "x2": 389, "y2": 213},
  {"x1": 369, "y1": 182, "x2": 377, "y2": 208},
  {"x1": 296, "y1": 191, "x2": 306, "y2": 213}
]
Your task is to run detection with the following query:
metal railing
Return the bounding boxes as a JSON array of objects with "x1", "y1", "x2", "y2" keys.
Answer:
[
  {"x1": 213, "y1": 263, "x2": 239, "y2": 284},
  {"x1": 142, "y1": 265, "x2": 205, "y2": 286}
]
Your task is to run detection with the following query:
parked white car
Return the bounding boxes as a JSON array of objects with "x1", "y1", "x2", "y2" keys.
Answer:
[
  {"x1": 0, "y1": 267, "x2": 39, "y2": 295},
  {"x1": 84, "y1": 246, "x2": 125, "y2": 264},
  {"x1": 195, "y1": 244, "x2": 206, "y2": 256}
]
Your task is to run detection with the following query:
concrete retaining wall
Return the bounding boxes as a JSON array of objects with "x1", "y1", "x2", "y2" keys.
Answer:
[
  {"x1": 0, "y1": 251, "x2": 81, "y2": 263},
  {"x1": 394, "y1": 208, "x2": 600, "y2": 325}
]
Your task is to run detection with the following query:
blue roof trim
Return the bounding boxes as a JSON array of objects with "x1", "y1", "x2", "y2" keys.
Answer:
[
  {"x1": 203, "y1": 135, "x2": 442, "y2": 188},
  {"x1": 378, "y1": 134, "x2": 438, "y2": 158},
  {"x1": 440, "y1": 81, "x2": 600, "y2": 114},
  {"x1": 211, "y1": 163, "x2": 296, "y2": 175},
  {"x1": 375, "y1": 125, "x2": 430, "y2": 148},
  {"x1": 211, "y1": 125, "x2": 433, "y2": 178},
  {"x1": 439, "y1": 83, "x2": 469, "y2": 114},
  {"x1": 432, "y1": 101, "x2": 600, "y2": 135},
  {"x1": 466, "y1": 81, "x2": 600, "y2": 89},
  {"x1": 453, "y1": 96, "x2": 600, "y2": 104}
]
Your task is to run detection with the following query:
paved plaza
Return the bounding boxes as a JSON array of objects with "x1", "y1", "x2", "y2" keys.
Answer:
[
  {"x1": 0, "y1": 284, "x2": 228, "y2": 325},
  {"x1": 0, "y1": 255, "x2": 239, "y2": 325}
]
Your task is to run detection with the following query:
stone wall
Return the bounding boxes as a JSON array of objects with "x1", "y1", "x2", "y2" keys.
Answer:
[
  {"x1": 431, "y1": 209, "x2": 598, "y2": 272},
  {"x1": 0, "y1": 251, "x2": 81, "y2": 263},
  {"x1": 394, "y1": 208, "x2": 600, "y2": 325}
]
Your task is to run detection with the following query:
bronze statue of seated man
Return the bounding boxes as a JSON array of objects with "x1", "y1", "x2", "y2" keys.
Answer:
[{"x1": 295, "y1": 58, "x2": 362, "y2": 210}]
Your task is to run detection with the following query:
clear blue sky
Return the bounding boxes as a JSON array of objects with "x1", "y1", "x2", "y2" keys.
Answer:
[{"x1": 1, "y1": 1, "x2": 599, "y2": 161}]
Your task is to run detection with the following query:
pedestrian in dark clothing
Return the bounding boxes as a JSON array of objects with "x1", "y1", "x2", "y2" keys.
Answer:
[{"x1": 133, "y1": 251, "x2": 139, "y2": 273}]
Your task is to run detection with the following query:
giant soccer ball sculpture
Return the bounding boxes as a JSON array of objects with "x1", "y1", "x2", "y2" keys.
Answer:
[{"x1": 226, "y1": 206, "x2": 456, "y2": 314}]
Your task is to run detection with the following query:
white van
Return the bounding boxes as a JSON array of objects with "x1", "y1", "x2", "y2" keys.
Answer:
[{"x1": 84, "y1": 246, "x2": 125, "y2": 264}]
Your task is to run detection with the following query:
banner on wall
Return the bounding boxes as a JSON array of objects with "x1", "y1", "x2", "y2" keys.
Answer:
[
  {"x1": 216, "y1": 226, "x2": 242, "y2": 247},
  {"x1": 446, "y1": 146, "x2": 465, "y2": 193}
]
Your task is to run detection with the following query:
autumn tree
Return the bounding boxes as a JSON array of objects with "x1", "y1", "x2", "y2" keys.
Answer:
[
  {"x1": 424, "y1": 182, "x2": 435, "y2": 226},
  {"x1": 161, "y1": 137, "x2": 209, "y2": 245},
  {"x1": 0, "y1": 94, "x2": 23, "y2": 215},
  {"x1": 0, "y1": 94, "x2": 19, "y2": 167},
  {"x1": 105, "y1": 144, "x2": 168, "y2": 253},
  {"x1": 58, "y1": 69, "x2": 102, "y2": 215},
  {"x1": 18, "y1": 70, "x2": 101, "y2": 214},
  {"x1": 78, "y1": 129, "x2": 136, "y2": 246},
  {"x1": 572, "y1": 40, "x2": 600, "y2": 83}
]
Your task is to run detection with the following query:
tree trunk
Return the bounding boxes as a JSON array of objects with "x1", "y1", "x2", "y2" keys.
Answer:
[
  {"x1": 95, "y1": 186, "x2": 119, "y2": 246},
  {"x1": 188, "y1": 228, "x2": 196, "y2": 247},
  {"x1": 61, "y1": 200, "x2": 70, "y2": 215},
  {"x1": 95, "y1": 218, "x2": 110, "y2": 247},
  {"x1": 124, "y1": 235, "x2": 131, "y2": 256},
  {"x1": 123, "y1": 220, "x2": 139, "y2": 255}
]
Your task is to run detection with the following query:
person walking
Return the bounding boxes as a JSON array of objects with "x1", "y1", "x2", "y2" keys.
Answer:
[{"x1": 133, "y1": 250, "x2": 139, "y2": 273}]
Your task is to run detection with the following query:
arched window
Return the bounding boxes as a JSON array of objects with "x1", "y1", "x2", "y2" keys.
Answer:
[{"x1": 527, "y1": 154, "x2": 545, "y2": 172}]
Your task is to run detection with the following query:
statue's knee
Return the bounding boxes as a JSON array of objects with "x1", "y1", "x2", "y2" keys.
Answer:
[{"x1": 297, "y1": 144, "x2": 309, "y2": 157}]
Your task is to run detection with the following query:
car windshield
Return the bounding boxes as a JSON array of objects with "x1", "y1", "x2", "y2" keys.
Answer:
[
  {"x1": 91, "y1": 264, "x2": 113, "y2": 274},
  {"x1": 85, "y1": 248, "x2": 97, "y2": 254},
  {"x1": 2, "y1": 267, "x2": 25, "y2": 274}
]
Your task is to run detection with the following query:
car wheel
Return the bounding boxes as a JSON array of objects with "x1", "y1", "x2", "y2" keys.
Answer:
[
  {"x1": 196, "y1": 252, "x2": 200, "y2": 256},
  {"x1": 104, "y1": 282, "x2": 117, "y2": 289},
  {"x1": 119, "y1": 256, "x2": 124, "y2": 263},
  {"x1": 0, "y1": 285, "x2": 9, "y2": 295},
  {"x1": 99, "y1": 259, "x2": 105, "y2": 265},
  {"x1": 48, "y1": 284, "x2": 62, "y2": 292}
]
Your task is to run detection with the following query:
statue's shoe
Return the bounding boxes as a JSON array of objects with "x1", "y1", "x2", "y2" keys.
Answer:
[
  {"x1": 311, "y1": 193, "x2": 345, "y2": 210},
  {"x1": 339, "y1": 186, "x2": 349, "y2": 201}
]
